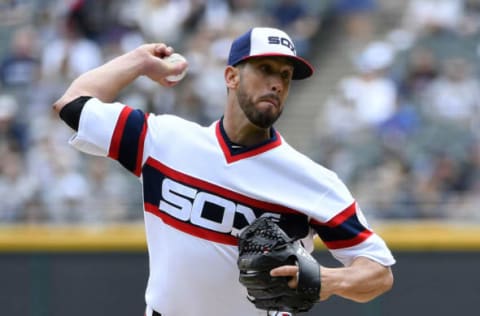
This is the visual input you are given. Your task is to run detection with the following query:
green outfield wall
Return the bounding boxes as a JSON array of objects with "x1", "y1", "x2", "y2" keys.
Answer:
[{"x1": 0, "y1": 221, "x2": 478, "y2": 316}]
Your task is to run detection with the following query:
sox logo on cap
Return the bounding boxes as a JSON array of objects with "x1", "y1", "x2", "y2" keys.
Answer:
[
  {"x1": 227, "y1": 27, "x2": 314, "y2": 80},
  {"x1": 267, "y1": 35, "x2": 296, "y2": 54}
]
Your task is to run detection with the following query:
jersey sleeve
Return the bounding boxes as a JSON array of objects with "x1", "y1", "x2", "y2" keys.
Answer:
[
  {"x1": 311, "y1": 201, "x2": 395, "y2": 267},
  {"x1": 310, "y1": 176, "x2": 396, "y2": 267},
  {"x1": 68, "y1": 97, "x2": 148, "y2": 176}
]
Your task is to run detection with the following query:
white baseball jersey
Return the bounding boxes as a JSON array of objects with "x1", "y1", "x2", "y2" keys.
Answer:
[{"x1": 68, "y1": 98, "x2": 395, "y2": 316}]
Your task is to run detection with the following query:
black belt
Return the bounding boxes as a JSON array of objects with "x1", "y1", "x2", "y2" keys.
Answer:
[{"x1": 152, "y1": 311, "x2": 161, "y2": 316}]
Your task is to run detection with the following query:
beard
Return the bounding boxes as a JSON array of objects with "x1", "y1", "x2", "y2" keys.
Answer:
[{"x1": 236, "y1": 81, "x2": 283, "y2": 129}]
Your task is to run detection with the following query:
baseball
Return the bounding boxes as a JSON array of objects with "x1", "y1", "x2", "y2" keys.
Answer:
[{"x1": 163, "y1": 53, "x2": 188, "y2": 82}]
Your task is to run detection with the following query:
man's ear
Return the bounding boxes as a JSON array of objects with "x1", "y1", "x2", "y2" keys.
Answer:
[{"x1": 225, "y1": 66, "x2": 240, "y2": 89}]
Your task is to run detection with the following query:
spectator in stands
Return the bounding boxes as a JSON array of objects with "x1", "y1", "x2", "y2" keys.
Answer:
[
  {"x1": 396, "y1": 46, "x2": 439, "y2": 102},
  {"x1": 228, "y1": 0, "x2": 264, "y2": 25},
  {"x1": 0, "y1": 26, "x2": 40, "y2": 89},
  {"x1": 0, "y1": 149, "x2": 40, "y2": 222},
  {"x1": 41, "y1": 147, "x2": 89, "y2": 224},
  {"x1": 133, "y1": 0, "x2": 192, "y2": 45},
  {"x1": 413, "y1": 151, "x2": 461, "y2": 218},
  {"x1": 83, "y1": 156, "x2": 137, "y2": 223},
  {"x1": 332, "y1": 0, "x2": 378, "y2": 49},
  {"x1": 399, "y1": 1, "x2": 474, "y2": 66},
  {"x1": 41, "y1": 2, "x2": 102, "y2": 82},
  {"x1": 353, "y1": 157, "x2": 421, "y2": 219},
  {"x1": 338, "y1": 41, "x2": 398, "y2": 129},
  {"x1": 402, "y1": 0, "x2": 464, "y2": 37},
  {"x1": 265, "y1": 0, "x2": 320, "y2": 57},
  {"x1": 0, "y1": 93, "x2": 28, "y2": 154},
  {"x1": 422, "y1": 57, "x2": 480, "y2": 129},
  {"x1": 451, "y1": 140, "x2": 480, "y2": 219}
]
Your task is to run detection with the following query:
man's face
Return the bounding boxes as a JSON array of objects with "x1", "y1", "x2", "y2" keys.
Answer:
[{"x1": 235, "y1": 57, "x2": 293, "y2": 128}]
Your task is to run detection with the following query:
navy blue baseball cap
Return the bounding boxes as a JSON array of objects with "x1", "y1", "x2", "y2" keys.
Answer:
[{"x1": 227, "y1": 27, "x2": 314, "y2": 80}]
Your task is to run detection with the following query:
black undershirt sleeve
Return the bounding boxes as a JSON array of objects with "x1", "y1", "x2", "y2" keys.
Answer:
[{"x1": 58, "y1": 96, "x2": 92, "y2": 131}]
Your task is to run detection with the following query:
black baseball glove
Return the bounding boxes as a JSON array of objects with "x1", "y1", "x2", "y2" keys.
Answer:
[{"x1": 237, "y1": 216, "x2": 321, "y2": 314}]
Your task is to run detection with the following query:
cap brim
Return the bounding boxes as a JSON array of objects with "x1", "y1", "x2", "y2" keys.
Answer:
[{"x1": 239, "y1": 53, "x2": 314, "y2": 80}]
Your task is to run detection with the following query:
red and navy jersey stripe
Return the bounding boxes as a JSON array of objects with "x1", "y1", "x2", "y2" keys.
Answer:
[
  {"x1": 311, "y1": 202, "x2": 373, "y2": 249},
  {"x1": 108, "y1": 106, "x2": 148, "y2": 176}
]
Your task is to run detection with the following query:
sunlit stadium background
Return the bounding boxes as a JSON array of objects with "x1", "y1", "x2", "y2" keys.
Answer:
[{"x1": 1, "y1": 1, "x2": 479, "y2": 315}]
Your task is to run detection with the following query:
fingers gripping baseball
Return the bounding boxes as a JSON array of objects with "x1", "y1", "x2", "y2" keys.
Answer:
[{"x1": 141, "y1": 44, "x2": 188, "y2": 86}]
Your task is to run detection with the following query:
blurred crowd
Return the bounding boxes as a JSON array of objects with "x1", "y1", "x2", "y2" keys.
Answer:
[
  {"x1": 0, "y1": 0, "x2": 324, "y2": 224},
  {"x1": 2, "y1": 0, "x2": 479, "y2": 225},
  {"x1": 313, "y1": 0, "x2": 480, "y2": 220}
]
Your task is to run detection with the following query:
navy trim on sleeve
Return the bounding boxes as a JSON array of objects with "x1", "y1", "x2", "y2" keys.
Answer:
[{"x1": 59, "y1": 96, "x2": 92, "y2": 131}]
